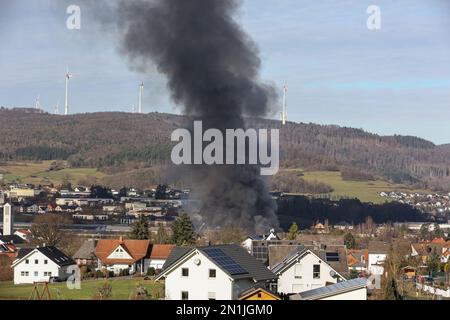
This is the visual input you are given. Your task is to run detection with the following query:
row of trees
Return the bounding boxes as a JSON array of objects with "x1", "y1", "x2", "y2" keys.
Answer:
[
  {"x1": 277, "y1": 196, "x2": 428, "y2": 229},
  {"x1": 129, "y1": 213, "x2": 195, "y2": 246}
]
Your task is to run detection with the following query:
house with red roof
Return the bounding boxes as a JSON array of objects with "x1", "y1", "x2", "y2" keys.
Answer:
[{"x1": 95, "y1": 237, "x2": 175, "y2": 275}]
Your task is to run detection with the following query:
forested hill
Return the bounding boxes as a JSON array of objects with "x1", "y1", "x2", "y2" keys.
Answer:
[{"x1": 0, "y1": 108, "x2": 449, "y2": 189}]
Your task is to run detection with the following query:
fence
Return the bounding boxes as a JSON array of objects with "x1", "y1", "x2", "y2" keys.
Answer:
[{"x1": 416, "y1": 283, "x2": 450, "y2": 298}]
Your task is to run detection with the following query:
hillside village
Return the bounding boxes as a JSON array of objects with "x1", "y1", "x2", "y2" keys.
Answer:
[
  {"x1": 1, "y1": 182, "x2": 450, "y2": 300},
  {"x1": 381, "y1": 191, "x2": 450, "y2": 220}
]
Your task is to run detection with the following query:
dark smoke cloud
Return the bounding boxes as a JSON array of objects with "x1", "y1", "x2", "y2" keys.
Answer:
[{"x1": 118, "y1": 0, "x2": 279, "y2": 232}]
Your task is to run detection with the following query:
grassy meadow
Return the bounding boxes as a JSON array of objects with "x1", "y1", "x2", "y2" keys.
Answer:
[
  {"x1": 281, "y1": 169, "x2": 429, "y2": 203},
  {"x1": 0, "y1": 161, "x2": 105, "y2": 185},
  {"x1": 0, "y1": 278, "x2": 164, "y2": 300}
]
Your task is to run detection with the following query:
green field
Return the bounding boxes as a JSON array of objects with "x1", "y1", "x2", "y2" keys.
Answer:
[
  {"x1": 0, "y1": 161, "x2": 105, "y2": 185},
  {"x1": 281, "y1": 169, "x2": 429, "y2": 203},
  {"x1": 0, "y1": 161, "x2": 430, "y2": 203},
  {"x1": 0, "y1": 278, "x2": 164, "y2": 300}
]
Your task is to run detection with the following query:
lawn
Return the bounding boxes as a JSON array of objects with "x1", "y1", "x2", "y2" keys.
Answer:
[
  {"x1": 281, "y1": 169, "x2": 430, "y2": 204},
  {"x1": 0, "y1": 278, "x2": 164, "y2": 300},
  {"x1": 0, "y1": 161, "x2": 105, "y2": 185}
]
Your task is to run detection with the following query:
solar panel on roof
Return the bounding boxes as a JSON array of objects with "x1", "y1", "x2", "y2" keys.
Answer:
[
  {"x1": 326, "y1": 252, "x2": 340, "y2": 262},
  {"x1": 203, "y1": 248, "x2": 248, "y2": 275}
]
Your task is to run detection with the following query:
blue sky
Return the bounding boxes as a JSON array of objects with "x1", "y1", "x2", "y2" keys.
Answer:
[{"x1": 0, "y1": 0, "x2": 449, "y2": 144}]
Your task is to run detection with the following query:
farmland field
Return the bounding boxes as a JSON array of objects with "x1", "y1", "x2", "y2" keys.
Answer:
[
  {"x1": 281, "y1": 169, "x2": 429, "y2": 203},
  {"x1": 0, "y1": 161, "x2": 105, "y2": 185}
]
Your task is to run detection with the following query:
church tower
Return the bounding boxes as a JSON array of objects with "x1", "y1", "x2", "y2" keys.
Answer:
[{"x1": 3, "y1": 203, "x2": 13, "y2": 236}]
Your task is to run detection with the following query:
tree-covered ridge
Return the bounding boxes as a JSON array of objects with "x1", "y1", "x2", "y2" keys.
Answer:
[{"x1": 0, "y1": 108, "x2": 449, "y2": 189}]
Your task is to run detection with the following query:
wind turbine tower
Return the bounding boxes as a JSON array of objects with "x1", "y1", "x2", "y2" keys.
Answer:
[
  {"x1": 65, "y1": 70, "x2": 72, "y2": 115},
  {"x1": 138, "y1": 82, "x2": 144, "y2": 114},
  {"x1": 35, "y1": 95, "x2": 41, "y2": 110},
  {"x1": 54, "y1": 101, "x2": 60, "y2": 115},
  {"x1": 281, "y1": 82, "x2": 288, "y2": 125}
]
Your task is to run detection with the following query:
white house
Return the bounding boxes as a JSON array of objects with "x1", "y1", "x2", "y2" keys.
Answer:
[
  {"x1": 241, "y1": 228, "x2": 279, "y2": 253},
  {"x1": 155, "y1": 245, "x2": 277, "y2": 300},
  {"x1": 11, "y1": 246, "x2": 76, "y2": 284},
  {"x1": 147, "y1": 244, "x2": 176, "y2": 270},
  {"x1": 367, "y1": 252, "x2": 387, "y2": 275},
  {"x1": 94, "y1": 237, "x2": 174, "y2": 275},
  {"x1": 290, "y1": 277, "x2": 367, "y2": 300},
  {"x1": 271, "y1": 247, "x2": 346, "y2": 294},
  {"x1": 95, "y1": 237, "x2": 151, "y2": 275}
]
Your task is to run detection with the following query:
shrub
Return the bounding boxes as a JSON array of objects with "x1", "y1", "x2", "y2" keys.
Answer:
[
  {"x1": 146, "y1": 267, "x2": 156, "y2": 277},
  {"x1": 95, "y1": 270, "x2": 105, "y2": 278},
  {"x1": 93, "y1": 282, "x2": 113, "y2": 300},
  {"x1": 119, "y1": 269, "x2": 130, "y2": 277}
]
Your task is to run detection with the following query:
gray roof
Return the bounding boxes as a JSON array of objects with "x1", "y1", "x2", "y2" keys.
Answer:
[
  {"x1": 0, "y1": 235, "x2": 25, "y2": 244},
  {"x1": 271, "y1": 246, "x2": 307, "y2": 274},
  {"x1": 73, "y1": 239, "x2": 97, "y2": 260},
  {"x1": 159, "y1": 244, "x2": 277, "y2": 282},
  {"x1": 270, "y1": 245, "x2": 347, "y2": 279},
  {"x1": 17, "y1": 246, "x2": 75, "y2": 267},
  {"x1": 291, "y1": 278, "x2": 367, "y2": 300}
]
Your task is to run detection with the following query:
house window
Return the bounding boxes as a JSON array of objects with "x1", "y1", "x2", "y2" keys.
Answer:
[
  {"x1": 313, "y1": 265, "x2": 320, "y2": 279},
  {"x1": 34, "y1": 259, "x2": 38, "y2": 264},
  {"x1": 21, "y1": 271, "x2": 25, "y2": 276},
  {"x1": 25, "y1": 259, "x2": 29, "y2": 264},
  {"x1": 182, "y1": 268, "x2": 189, "y2": 277},
  {"x1": 209, "y1": 269, "x2": 216, "y2": 278},
  {"x1": 294, "y1": 264, "x2": 302, "y2": 279},
  {"x1": 25, "y1": 271, "x2": 29, "y2": 276},
  {"x1": 208, "y1": 292, "x2": 216, "y2": 300},
  {"x1": 44, "y1": 260, "x2": 48, "y2": 265},
  {"x1": 181, "y1": 291, "x2": 189, "y2": 300},
  {"x1": 34, "y1": 271, "x2": 38, "y2": 277}
]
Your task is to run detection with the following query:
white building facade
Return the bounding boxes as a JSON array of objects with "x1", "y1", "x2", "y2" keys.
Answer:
[
  {"x1": 12, "y1": 247, "x2": 76, "y2": 284},
  {"x1": 273, "y1": 248, "x2": 345, "y2": 294}
]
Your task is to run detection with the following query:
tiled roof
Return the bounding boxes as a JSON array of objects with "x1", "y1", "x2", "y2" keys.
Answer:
[
  {"x1": 149, "y1": 244, "x2": 175, "y2": 260},
  {"x1": 368, "y1": 241, "x2": 390, "y2": 253},
  {"x1": 95, "y1": 238, "x2": 151, "y2": 265}
]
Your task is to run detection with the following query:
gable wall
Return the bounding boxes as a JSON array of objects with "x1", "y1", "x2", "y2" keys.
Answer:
[
  {"x1": 14, "y1": 251, "x2": 61, "y2": 284},
  {"x1": 164, "y1": 250, "x2": 233, "y2": 300},
  {"x1": 277, "y1": 251, "x2": 341, "y2": 294}
]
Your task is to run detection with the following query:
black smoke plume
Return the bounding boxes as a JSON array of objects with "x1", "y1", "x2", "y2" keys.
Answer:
[{"x1": 123, "y1": 0, "x2": 281, "y2": 232}]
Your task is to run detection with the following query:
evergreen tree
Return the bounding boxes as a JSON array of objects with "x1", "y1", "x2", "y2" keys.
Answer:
[
  {"x1": 427, "y1": 248, "x2": 441, "y2": 277},
  {"x1": 171, "y1": 212, "x2": 195, "y2": 246},
  {"x1": 344, "y1": 232, "x2": 357, "y2": 249},
  {"x1": 130, "y1": 215, "x2": 150, "y2": 240},
  {"x1": 287, "y1": 222, "x2": 298, "y2": 240}
]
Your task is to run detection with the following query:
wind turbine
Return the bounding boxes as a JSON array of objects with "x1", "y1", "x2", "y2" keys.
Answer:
[
  {"x1": 280, "y1": 82, "x2": 288, "y2": 125},
  {"x1": 54, "y1": 101, "x2": 60, "y2": 115},
  {"x1": 64, "y1": 68, "x2": 73, "y2": 115},
  {"x1": 35, "y1": 95, "x2": 41, "y2": 110},
  {"x1": 138, "y1": 82, "x2": 144, "y2": 113}
]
